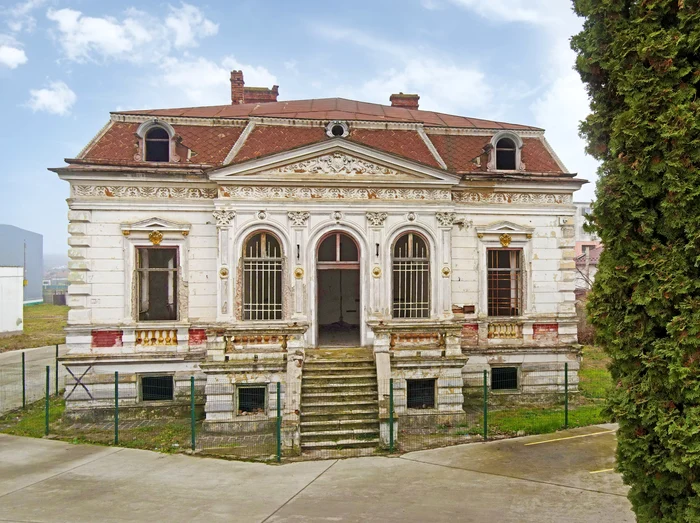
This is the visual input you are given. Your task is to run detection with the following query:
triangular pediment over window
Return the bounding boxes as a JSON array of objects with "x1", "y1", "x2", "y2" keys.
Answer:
[
  {"x1": 476, "y1": 221, "x2": 534, "y2": 238},
  {"x1": 121, "y1": 217, "x2": 191, "y2": 234},
  {"x1": 208, "y1": 139, "x2": 459, "y2": 186}
]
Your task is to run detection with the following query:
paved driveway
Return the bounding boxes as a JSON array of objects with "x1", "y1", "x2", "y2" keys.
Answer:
[{"x1": 0, "y1": 424, "x2": 633, "y2": 522}]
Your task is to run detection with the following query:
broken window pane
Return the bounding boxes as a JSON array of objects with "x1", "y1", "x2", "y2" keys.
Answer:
[{"x1": 137, "y1": 247, "x2": 178, "y2": 321}]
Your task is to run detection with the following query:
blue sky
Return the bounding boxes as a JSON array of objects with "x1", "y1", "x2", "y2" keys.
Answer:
[{"x1": 0, "y1": 0, "x2": 597, "y2": 256}]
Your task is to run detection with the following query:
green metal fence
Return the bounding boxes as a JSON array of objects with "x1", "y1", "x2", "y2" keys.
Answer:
[{"x1": 2, "y1": 365, "x2": 612, "y2": 462}]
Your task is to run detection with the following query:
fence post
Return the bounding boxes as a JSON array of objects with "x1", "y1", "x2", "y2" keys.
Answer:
[
  {"x1": 389, "y1": 378, "x2": 394, "y2": 452},
  {"x1": 55, "y1": 344, "x2": 59, "y2": 396},
  {"x1": 276, "y1": 382, "x2": 281, "y2": 463},
  {"x1": 483, "y1": 370, "x2": 488, "y2": 441},
  {"x1": 114, "y1": 371, "x2": 119, "y2": 445},
  {"x1": 565, "y1": 362, "x2": 569, "y2": 429},
  {"x1": 44, "y1": 365, "x2": 50, "y2": 436},
  {"x1": 190, "y1": 376, "x2": 196, "y2": 452},
  {"x1": 21, "y1": 352, "x2": 26, "y2": 409}
]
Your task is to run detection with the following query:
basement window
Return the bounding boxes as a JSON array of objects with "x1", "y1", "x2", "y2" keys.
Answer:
[
  {"x1": 407, "y1": 379, "x2": 436, "y2": 409},
  {"x1": 491, "y1": 367, "x2": 518, "y2": 391},
  {"x1": 238, "y1": 386, "x2": 266, "y2": 415},
  {"x1": 141, "y1": 375, "x2": 174, "y2": 401}
]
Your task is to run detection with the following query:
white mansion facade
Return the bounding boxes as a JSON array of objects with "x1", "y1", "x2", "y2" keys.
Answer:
[{"x1": 55, "y1": 71, "x2": 585, "y2": 448}]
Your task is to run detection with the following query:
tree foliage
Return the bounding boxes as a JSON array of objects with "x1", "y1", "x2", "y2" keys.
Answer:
[{"x1": 571, "y1": 1, "x2": 700, "y2": 520}]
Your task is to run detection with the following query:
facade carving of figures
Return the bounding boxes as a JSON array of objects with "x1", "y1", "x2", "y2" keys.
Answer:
[
  {"x1": 436, "y1": 212, "x2": 457, "y2": 227},
  {"x1": 366, "y1": 212, "x2": 388, "y2": 227},
  {"x1": 287, "y1": 211, "x2": 310, "y2": 226},
  {"x1": 212, "y1": 210, "x2": 236, "y2": 227}
]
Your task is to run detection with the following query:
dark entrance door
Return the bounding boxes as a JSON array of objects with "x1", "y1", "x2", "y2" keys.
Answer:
[{"x1": 317, "y1": 232, "x2": 360, "y2": 347}]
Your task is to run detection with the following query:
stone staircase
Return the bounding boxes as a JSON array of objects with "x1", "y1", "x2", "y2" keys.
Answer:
[{"x1": 300, "y1": 349, "x2": 380, "y2": 455}]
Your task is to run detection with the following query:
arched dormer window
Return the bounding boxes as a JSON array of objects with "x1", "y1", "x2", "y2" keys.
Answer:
[
  {"x1": 496, "y1": 137, "x2": 516, "y2": 170},
  {"x1": 489, "y1": 132, "x2": 524, "y2": 172},
  {"x1": 145, "y1": 126, "x2": 170, "y2": 162}
]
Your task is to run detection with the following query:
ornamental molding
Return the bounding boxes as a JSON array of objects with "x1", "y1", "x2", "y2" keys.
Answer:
[
  {"x1": 453, "y1": 191, "x2": 572, "y2": 205},
  {"x1": 366, "y1": 212, "x2": 388, "y2": 227},
  {"x1": 436, "y1": 212, "x2": 457, "y2": 227},
  {"x1": 212, "y1": 210, "x2": 236, "y2": 227},
  {"x1": 219, "y1": 186, "x2": 451, "y2": 202},
  {"x1": 264, "y1": 152, "x2": 403, "y2": 177},
  {"x1": 287, "y1": 211, "x2": 310, "y2": 226},
  {"x1": 120, "y1": 217, "x2": 191, "y2": 236},
  {"x1": 73, "y1": 185, "x2": 217, "y2": 199}
]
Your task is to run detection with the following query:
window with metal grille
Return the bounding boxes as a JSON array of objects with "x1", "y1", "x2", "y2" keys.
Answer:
[
  {"x1": 145, "y1": 126, "x2": 170, "y2": 162},
  {"x1": 392, "y1": 232, "x2": 430, "y2": 318},
  {"x1": 487, "y1": 249, "x2": 522, "y2": 317},
  {"x1": 136, "y1": 247, "x2": 178, "y2": 321},
  {"x1": 238, "y1": 387, "x2": 266, "y2": 414},
  {"x1": 491, "y1": 367, "x2": 518, "y2": 391},
  {"x1": 243, "y1": 232, "x2": 283, "y2": 321},
  {"x1": 407, "y1": 379, "x2": 436, "y2": 409},
  {"x1": 141, "y1": 375, "x2": 174, "y2": 401},
  {"x1": 495, "y1": 137, "x2": 517, "y2": 170}
]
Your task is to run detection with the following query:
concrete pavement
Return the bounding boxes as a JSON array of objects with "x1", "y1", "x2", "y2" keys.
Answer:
[
  {"x1": 0, "y1": 345, "x2": 67, "y2": 415},
  {"x1": 0, "y1": 424, "x2": 633, "y2": 522}
]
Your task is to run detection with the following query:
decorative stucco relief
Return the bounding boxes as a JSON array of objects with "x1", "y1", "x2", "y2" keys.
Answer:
[
  {"x1": 73, "y1": 185, "x2": 217, "y2": 199},
  {"x1": 366, "y1": 212, "x2": 388, "y2": 227},
  {"x1": 212, "y1": 210, "x2": 236, "y2": 227},
  {"x1": 219, "y1": 186, "x2": 451, "y2": 202},
  {"x1": 453, "y1": 192, "x2": 572, "y2": 205},
  {"x1": 287, "y1": 211, "x2": 310, "y2": 226},
  {"x1": 436, "y1": 212, "x2": 456, "y2": 227},
  {"x1": 265, "y1": 152, "x2": 402, "y2": 177}
]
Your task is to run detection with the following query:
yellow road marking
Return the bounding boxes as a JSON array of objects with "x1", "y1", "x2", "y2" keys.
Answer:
[
  {"x1": 589, "y1": 468, "x2": 615, "y2": 474},
  {"x1": 524, "y1": 430, "x2": 616, "y2": 446}
]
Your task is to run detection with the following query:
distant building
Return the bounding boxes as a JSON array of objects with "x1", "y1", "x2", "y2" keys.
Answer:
[
  {"x1": 573, "y1": 202, "x2": 602, "y2": 294},
  {"x1": 0, "y1": 267, "x2": 23, "y2": 335},
  {"x1": 0, "y1": 225, "x2": 43, "y2": 304}
]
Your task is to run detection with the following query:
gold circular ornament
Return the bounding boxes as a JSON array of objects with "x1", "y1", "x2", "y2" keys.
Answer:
[
  {"x1": 149, "y1": 230, "x2": 163, "y2": 245},
  {"x1": 442, "y1": 266, "x2": 451, "y2": 277},
  {"x1": 372, "y1": 266, "x2": 382, "y2": 278},
  {"x1": 294, "y1": 267, "x2": 304, "y2": 279},
  {"x1": 219, "y1": 267, "x2": 230, "y2": 278}
]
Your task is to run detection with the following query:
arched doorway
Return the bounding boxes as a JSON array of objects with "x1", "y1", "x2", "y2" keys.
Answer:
[{"x1": 316, "y1": 231, "x2": 360, "y2": 347}]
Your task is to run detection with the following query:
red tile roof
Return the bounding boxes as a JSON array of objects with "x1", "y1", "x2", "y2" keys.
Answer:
[
  {"x1": 521, "y1": 138, "x2": 563, "y2": 173},
  {"x1": 428, "y1": 134, "x2": 491, "y2": 173},
  {"x1": 114, "y1": 98, "x2": 541, "y2": 130},
  {"x1": 348, "y1": 129, "x2": 441, "y2": 168},
  {"x1": 234, "y1": 126, "x2": 328, "y2": 163}
]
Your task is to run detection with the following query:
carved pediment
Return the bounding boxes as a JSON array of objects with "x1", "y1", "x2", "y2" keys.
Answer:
[
  {"x1": 476, "y1": 221, "x2": 534, "y2": 244},
  {"x1": 121, "y1": 217, "x2": 191, "y2": 235},
  {"x1": 266, "y1": 152, "x2": 404, "y2": 177}
]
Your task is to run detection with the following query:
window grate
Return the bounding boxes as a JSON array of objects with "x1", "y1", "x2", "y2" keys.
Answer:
[
  {"x1": 238, "y1": 387, "x2": 266, "y2": 414},
  {"x1": 491, "y1": 367, "x2": 518, "y2": 390},
  {"x1": 243, "y1": 232, "x2": 283, "y2": 321},
  {"x1": 487, "y1": 249, "x2": 521, "y2": 317},
  {"x1": 136, "y1": 247, "x2": 178, "y2": 321},
  {"x1": 407, "y1": 379, "x2": 436, "y2": 409},
  {"x1": 142, "y1": 375, "x2": 174, "y2": 401},
  {"x1": 392, "y1": 232, "x2": 430, "y2": 318}
]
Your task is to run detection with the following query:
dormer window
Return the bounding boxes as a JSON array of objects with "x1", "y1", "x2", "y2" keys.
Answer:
[
  {"x1": 495, "y1": 138, "x2": 516, "y2": 170},
  {"x1": 145, "y1": 126, "x2": 170, "y2": 162}
]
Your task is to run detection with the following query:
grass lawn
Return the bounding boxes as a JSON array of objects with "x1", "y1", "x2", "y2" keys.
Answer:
[{"x1": 0, "y1": 304, "x2": 69, "y2": 353}]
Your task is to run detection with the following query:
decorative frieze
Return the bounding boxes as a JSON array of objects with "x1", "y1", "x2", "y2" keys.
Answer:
[
  {"x1": 73, "y1": 185, "x2": 217, "y2": 199},
  {"x1": 287, "y1": 211, "x2": 310, "y2": 226},
  {"x1": 366, "y1": 211, "x2": 388, "y2": 227},
  {"x1": 219, "y1": 186, "x2": 451, "y2": 202},
  {"x1": 266, "y1": 152, "x2": 402, "y2": 176},
  {"x1": 453, "y1": 192, "x2": 572, "y2": 205}
]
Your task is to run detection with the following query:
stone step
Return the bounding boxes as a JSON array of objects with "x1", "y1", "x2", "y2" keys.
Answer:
[
  {"x1": 302, "y1": 384, "x2": 378, "y2": 394},
  {"x1": 301, "y1": 392, "x2": 377, "y2": 403},
  {"x1": 301, "y1": 411, "x2": 379, "y2": 422},
  {"x1": 301, "y1": 418, "x2": 379, "y2": 429},
  {"x1": 304, "y1": 359, "x2": 375, "y2": 366},
  {"x1": 302, "y1": 399, "x2": 377, "y2": 408},
  {"x1": 304, "y1": 363, "x2": 375, "y2": 371},
  {"x1": 302, "y1": 380, "x2": 378, "y2": 389},
  {"x1": 301, "y1": 438, "x2": 381, "y2": 450},
  {"x1": 301, "y1": 428, "x2": 379, "y2": 441},
  {"x1": 303, "y1": 372, "x2": 377, "y2": 379}
]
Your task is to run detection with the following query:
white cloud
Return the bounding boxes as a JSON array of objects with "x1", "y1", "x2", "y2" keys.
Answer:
[
  {"x1": 446, "y1": 0, "x2": 571, "y2": 25},
  {"x1": 0, "y1": 43, "x2": 27, "y2": 68},
  {"x1": 26, "y1": 81, "x2": 76, "y2": 115},
  {"x1": 5, "y1": 0, "x2": 45, "y2": 33},
  {"x1": 160, "y1": 56, "x2": 277, "y2": 105},
  {"x1": 165, "y1": 3, "x2": 218, "y2": 48},
  {"x1": 46, "y1": 3, "x2": 217, "y2": 63}
]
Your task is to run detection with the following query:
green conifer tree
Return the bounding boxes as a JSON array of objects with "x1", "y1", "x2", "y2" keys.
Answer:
[{"x1": 572, "y1": 1, "x2": 700, "y2": 520}]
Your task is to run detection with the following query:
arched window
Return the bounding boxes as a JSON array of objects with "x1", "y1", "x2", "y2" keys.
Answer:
[
  {"x1": 392, "y1": 232, "x2": 430, "y2": 318},
  {"x1": 145, "y1": 126, "x2": 170, "y2": 162},
  {"x1": 243, "y1": 232, "x2": 283, "y2": 320},
  {"x1": 495, "y1": 137, "x2": 517, "y2": 170}
]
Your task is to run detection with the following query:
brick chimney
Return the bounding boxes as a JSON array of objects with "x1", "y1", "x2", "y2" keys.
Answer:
[
  {"x1": 230, "y1": 70, "x2": 279, "y2": 104},
  {"x1": 390, "y1": 92, "x2": 419, "y2": 110},
  {"x1": 231, "y1": 70, "x2": 245, "y2": 104}
]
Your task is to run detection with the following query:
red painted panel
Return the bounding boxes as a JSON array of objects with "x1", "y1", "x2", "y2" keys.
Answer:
[
  {"x1": 91, "y1": 330, "x2": 123, "y2": 348},
  {"x1": 189, "y1": 328, "x2": 208, "y2": 346}
]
